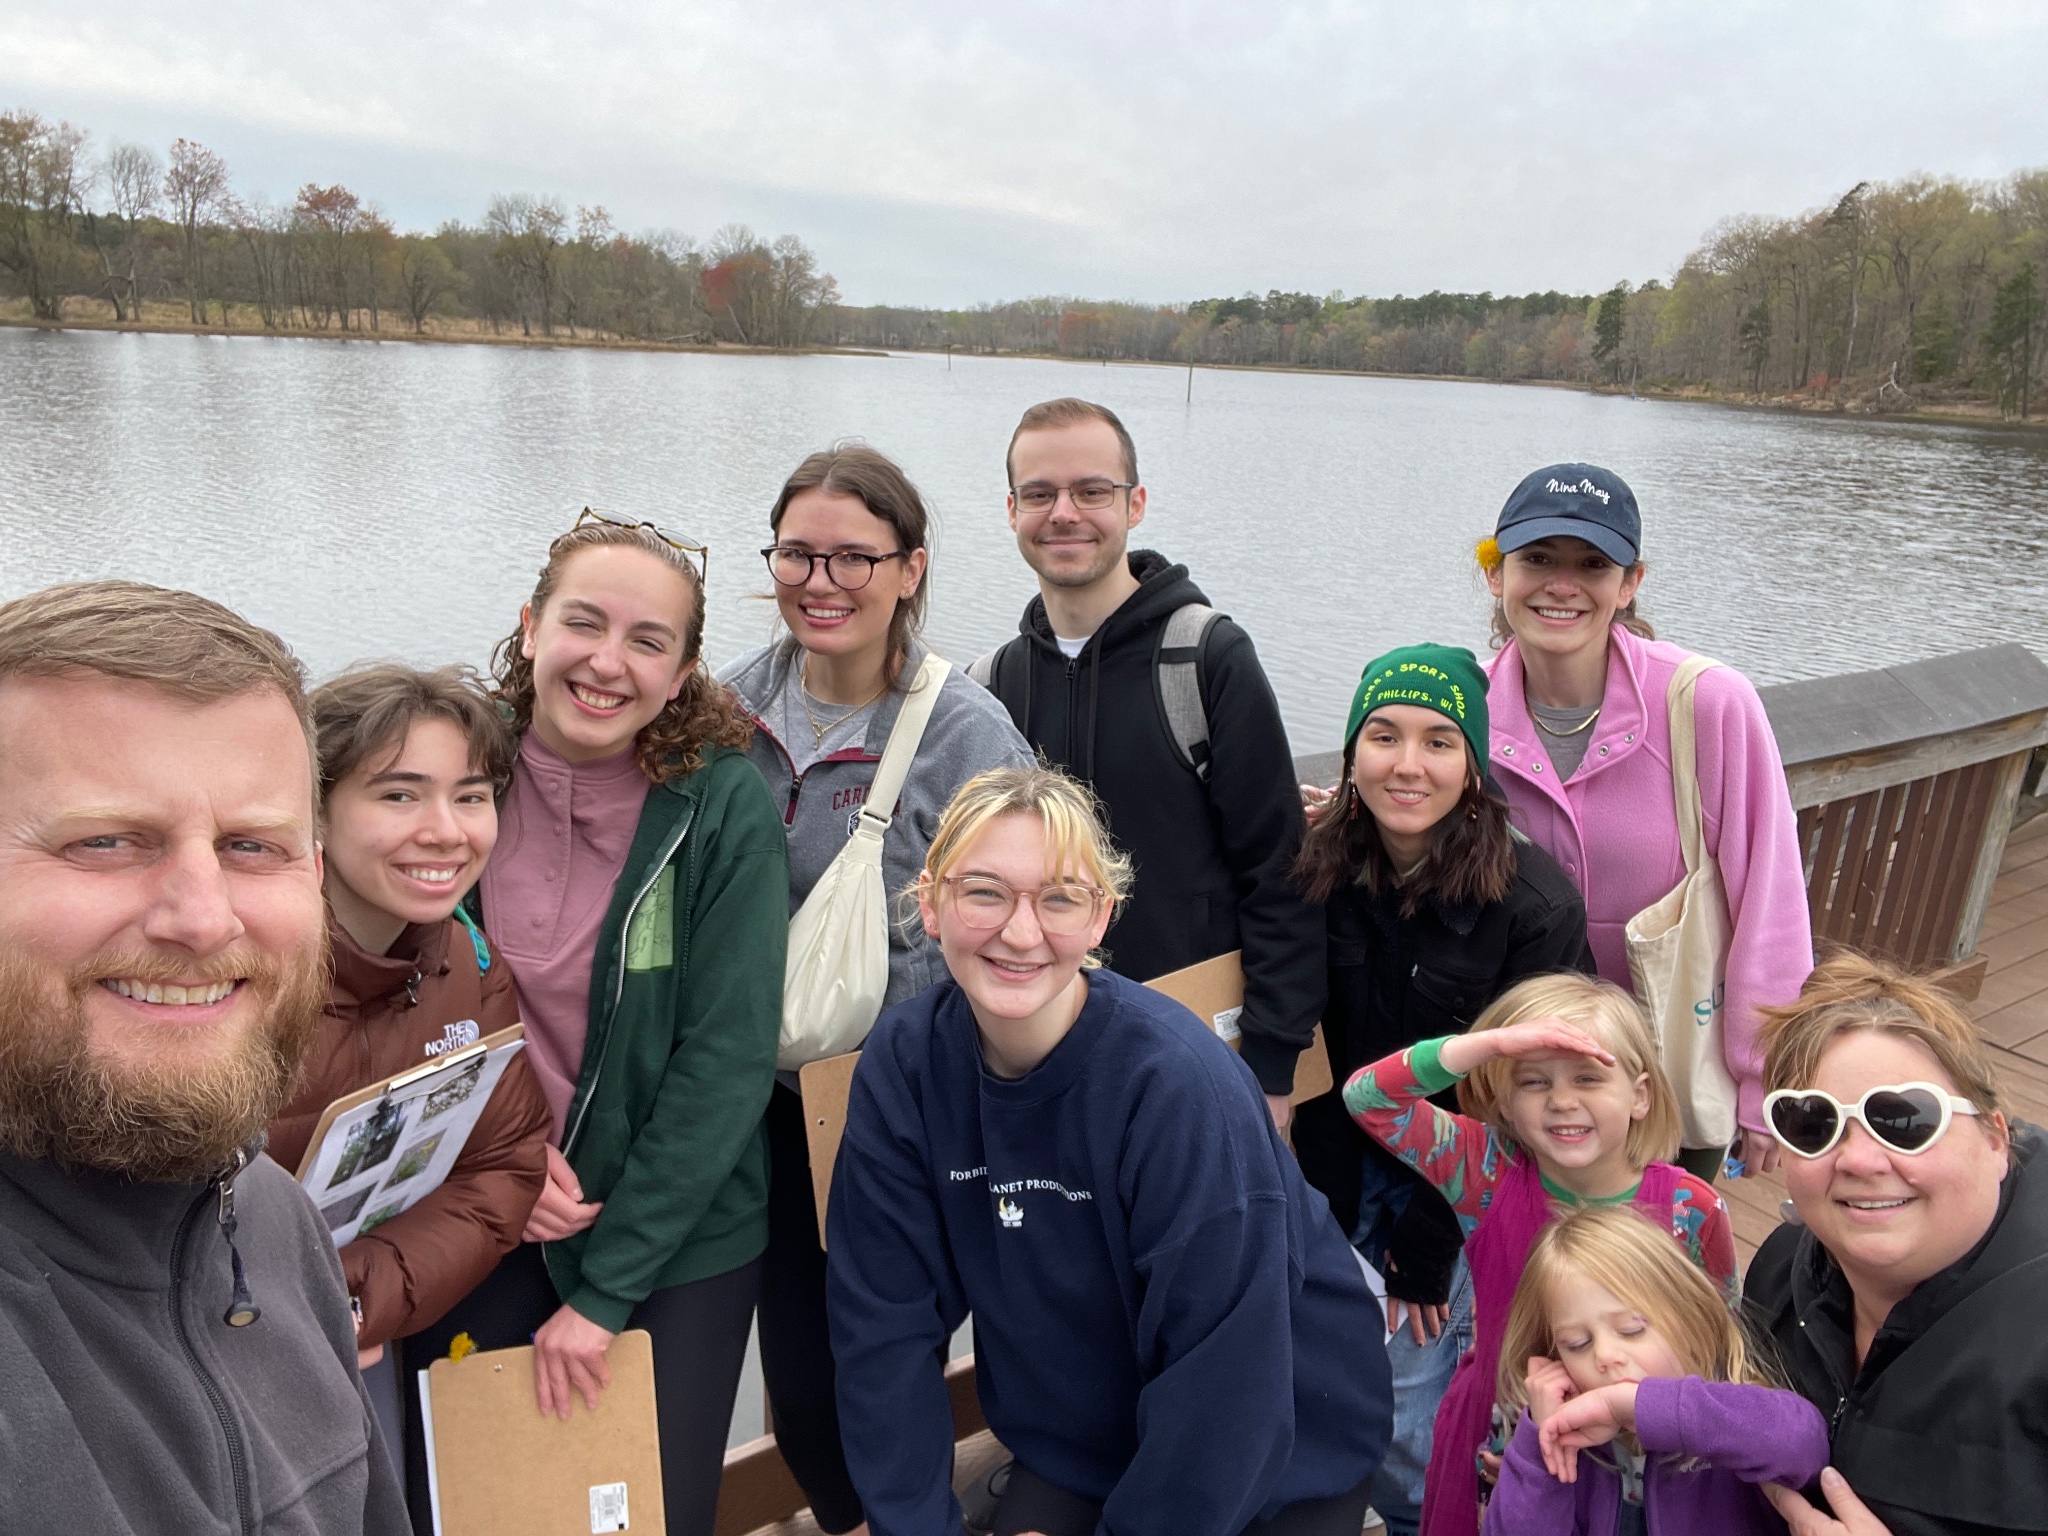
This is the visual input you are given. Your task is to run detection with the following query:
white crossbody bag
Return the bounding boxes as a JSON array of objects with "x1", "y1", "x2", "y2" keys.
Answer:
[
  {"x1": 1624, "y1": 655, "x2": 1742, "y2": 1150},
  {"x1": 777, "y1": 654, "x2": 951, "y2": 1070}
]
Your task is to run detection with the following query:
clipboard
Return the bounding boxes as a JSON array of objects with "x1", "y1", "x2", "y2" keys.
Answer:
[
  {"x1": 295, "y1": 1023, "x2": 525, "y2": 1247},
  {"x1": 1144, "y1": 951, "x2": 1334, "y2": 1104},
  {"x1": 797, "y1": 954, "x2": 1333, "y2": 1240},
  {"x1": 422, "y1": 1330, "x2": 664, "y2": 1536},
  {"x1": 294, "y1": 1023, "x2": 526, "y2": 1180},
  {"x1": 799, "y1": 1051, "x2": 862, "y2": 1248}
]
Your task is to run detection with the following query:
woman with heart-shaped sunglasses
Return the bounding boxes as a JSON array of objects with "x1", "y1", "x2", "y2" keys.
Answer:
[{"x1": 1744, "y1": 952, "x2": 2045, "y2": 1536}]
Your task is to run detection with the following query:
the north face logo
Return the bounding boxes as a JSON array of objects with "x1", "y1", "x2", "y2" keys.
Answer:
[
  {"x1": 424, "y1": 1020, "x2": 481, "y2": 1058},
  {"x1": 997, "y1": 1197, "x2": 1023, "y2": 1229}
]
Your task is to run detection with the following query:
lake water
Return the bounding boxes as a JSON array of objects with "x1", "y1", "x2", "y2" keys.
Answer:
[{"x1": 7, "y1": 326, "x2": 2048, "y2": 756}]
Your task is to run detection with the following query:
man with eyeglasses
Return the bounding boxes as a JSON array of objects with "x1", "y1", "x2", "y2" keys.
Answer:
[{"x1": 973, "y1": 397, "x2": 1323, "y2": 1131}]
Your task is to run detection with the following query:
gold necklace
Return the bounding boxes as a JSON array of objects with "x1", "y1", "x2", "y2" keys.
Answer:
[
  {"x1": 798, "y1": 661, "x2": 884, "y2": 748},
  {"x1": 1538, "y1": 705, "x2": 1602, "y2": 736}
]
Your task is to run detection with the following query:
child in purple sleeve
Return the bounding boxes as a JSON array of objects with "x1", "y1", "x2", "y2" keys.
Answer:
[{"x1": 1484, "y1": 1205, "x2": 1828, "y2": 1536}]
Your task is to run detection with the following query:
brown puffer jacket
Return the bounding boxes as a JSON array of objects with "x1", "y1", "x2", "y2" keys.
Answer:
[{"x1": 268, "y1": 912, "x2": 553, "y2": 1347}]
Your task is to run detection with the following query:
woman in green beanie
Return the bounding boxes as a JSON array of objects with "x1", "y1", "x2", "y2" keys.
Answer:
[{"x1": 1288, "y1": 642, "x2": 1595, "y2": 1536}]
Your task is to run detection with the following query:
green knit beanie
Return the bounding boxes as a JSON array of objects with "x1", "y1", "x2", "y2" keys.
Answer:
[{"x1": 1343, "y1": 643, "x2": 1490, "y2": 767}]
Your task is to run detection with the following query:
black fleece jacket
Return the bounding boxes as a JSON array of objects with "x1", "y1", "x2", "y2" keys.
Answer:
[
  {"x1": 1291, "y1": 837, "x2": 1594, "y2": 1303},
  {"x1": 1745, "y1": 1124, "x2": 2048, "y2": 1536},
  {"x1": 991, "y1": 550, "x2": 1325, "y2": 1093}
]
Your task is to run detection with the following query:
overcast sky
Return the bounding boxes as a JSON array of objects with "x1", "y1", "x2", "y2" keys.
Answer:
[{"x1": 4, "y1": 1, "x2": 2045, "y2": 308}]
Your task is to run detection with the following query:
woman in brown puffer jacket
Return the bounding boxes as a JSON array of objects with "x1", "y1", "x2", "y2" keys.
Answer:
[{"x1": 266, "y1": 665, "x2": 552, "y2": 1440}]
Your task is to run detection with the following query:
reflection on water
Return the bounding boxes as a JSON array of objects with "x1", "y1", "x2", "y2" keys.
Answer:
[{"x1": 5, "y1": 327, "x2": 2046, "y2": 750}]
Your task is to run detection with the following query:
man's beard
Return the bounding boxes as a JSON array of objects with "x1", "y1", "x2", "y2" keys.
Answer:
[{"x1": 0, "y1": 943, "x2": 327, "y2": 1182}]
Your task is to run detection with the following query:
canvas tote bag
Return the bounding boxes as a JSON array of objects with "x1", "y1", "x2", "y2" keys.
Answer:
[
  {"x1": 1624, "y1": 655, "x2": 1742, "y2": 1150},
  {"x1": 777, "y1": 654, "x2": 951, "y2": 1070}
]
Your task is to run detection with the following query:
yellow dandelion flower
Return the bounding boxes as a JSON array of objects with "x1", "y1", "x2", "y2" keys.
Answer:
[
  {"x1": 1474, "y1": 536, "x2": 1501, "y2": 570},
  {"x1": 448, "y1": 1332, "x2": 477, "y2": 1363}
]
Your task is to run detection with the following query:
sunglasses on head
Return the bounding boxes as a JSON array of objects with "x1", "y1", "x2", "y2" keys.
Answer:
[
  {"x1": 1763, "y1": 1082, "x2": 1980, "y2": 1159},
  {"x1": 569, "y1": 507, "x2": 709, "y2": 582}
]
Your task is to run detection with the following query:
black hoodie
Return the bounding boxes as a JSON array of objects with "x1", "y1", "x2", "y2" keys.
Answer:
[
  {"x1": 1744, "y1": 1124, "x2": 2048, "y2": 1535},
  {"x1": 989, "y1": 550, "x2": 1325, "y2": 1093}
]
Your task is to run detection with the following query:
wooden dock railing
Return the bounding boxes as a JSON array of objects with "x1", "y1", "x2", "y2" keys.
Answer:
[{"x1": 1758, "y1": 643, "x2": 2048, "y2": 998}]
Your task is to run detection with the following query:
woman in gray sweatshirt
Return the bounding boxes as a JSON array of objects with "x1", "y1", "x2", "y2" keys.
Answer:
[{"x1": 717, "y1": 442, "x2": 1032, "y2": 1536}]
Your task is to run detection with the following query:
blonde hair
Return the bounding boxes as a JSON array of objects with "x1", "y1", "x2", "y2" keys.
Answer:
[
  {"x1": 920, "y1": 766, "x2": 1133, "y2": 969},
  {"x1": 1498, "y1": 1204, "x2": 1771, "y2": 1412},
  {"x1": 1457, "y1": 972, "x2": 1682, "y2": 1169},
  {"x1": 1763, "y1": 951, "x2": 2003, "y2": 1113}
]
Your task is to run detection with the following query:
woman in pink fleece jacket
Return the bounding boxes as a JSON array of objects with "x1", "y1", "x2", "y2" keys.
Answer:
[{"x1": 1479, "y1": 463, "x2": 1812, "y2": 1181}]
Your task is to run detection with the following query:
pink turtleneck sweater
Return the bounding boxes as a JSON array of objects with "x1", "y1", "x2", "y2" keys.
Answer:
[{"x1": 480, "y1": 730, "x2": 651, "y2": 1142}]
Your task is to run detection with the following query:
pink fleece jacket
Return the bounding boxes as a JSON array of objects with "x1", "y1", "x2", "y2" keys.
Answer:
[{"x1": 1485, "y1": 626, "x2": 1813, "y2": 1132}]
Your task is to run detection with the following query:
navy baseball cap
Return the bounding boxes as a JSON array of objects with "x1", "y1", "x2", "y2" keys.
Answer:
[{"x1": 1494, "y1": 463, "x2": 1641, "y2": 566}]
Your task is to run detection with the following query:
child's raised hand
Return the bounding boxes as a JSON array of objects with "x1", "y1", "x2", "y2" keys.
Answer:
[
  {"x1": 1523, "y1": 1357, "x2": 1576, "y2": 1427},
  {"x1": 1441, "y1": 1017, "x2": 1617, "y2": 1077},
  {"x1": 1538, "y1": 1382, "x2": 1639, "y2": 1484}
]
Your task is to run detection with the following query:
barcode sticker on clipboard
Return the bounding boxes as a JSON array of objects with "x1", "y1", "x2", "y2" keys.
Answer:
[{"x1": 589, "y1": 1481, "x2": 629, "y2": 1532}]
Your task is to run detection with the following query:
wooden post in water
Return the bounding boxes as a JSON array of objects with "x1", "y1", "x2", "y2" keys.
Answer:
[{"x1": 1186, "y1": 358, "x2": 1194, "y2": 403}]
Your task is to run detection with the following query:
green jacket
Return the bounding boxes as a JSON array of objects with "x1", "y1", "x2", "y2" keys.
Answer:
[{"x1": 541, "y1": 744, "x2": 788, "y2": 1332}]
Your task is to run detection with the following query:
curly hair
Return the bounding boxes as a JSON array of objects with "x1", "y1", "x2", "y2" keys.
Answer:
[{"x1": 491, "y1": 522, "x2": 751, "y2": 784}]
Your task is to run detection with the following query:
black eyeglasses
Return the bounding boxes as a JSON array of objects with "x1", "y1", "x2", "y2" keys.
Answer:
[
  {"x1": 1764, "y1": 1082, "x2": 1980, "y2": 1159},
  {"x1": 571, "y1": 508, "x2": 709, "y2": 581},
  {"x1": 761, "y1": 546, "x2": 908, "y2": 591},
  {"x1": 1009, "y1": 480, "x2": 1135, "y2": 515}
]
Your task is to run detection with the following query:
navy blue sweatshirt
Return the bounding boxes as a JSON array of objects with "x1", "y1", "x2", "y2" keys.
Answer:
[{"x1": 826, "y1": 968, "x2": 1391, "y2": 1536}]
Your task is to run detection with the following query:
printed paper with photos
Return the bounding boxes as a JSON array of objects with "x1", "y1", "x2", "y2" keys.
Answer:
[{"x1": 299, "y1": 1030, "x2": 527, "y2": 1248}]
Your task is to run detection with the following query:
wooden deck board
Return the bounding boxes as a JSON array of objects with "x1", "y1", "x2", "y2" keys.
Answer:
[
  {"x1": 1731, "y1": 823, "x2": 2048, "y2": 1266},
  {"x1": 1979, "y1": 882, "x2": 2048, "y2": 940}
]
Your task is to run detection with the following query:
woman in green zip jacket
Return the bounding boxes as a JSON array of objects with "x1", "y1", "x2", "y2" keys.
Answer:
[{"x1": 409, "y1": 513, "x2": 787, "y2": 1536}]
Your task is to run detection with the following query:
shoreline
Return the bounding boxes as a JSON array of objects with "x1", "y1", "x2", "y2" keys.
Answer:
[
  {"x1": 5, "y1": 312, "x2": 2040, "y2": 436},
  {"x1": 0, "y1": 310, "x2": 883, "y2": 361}
]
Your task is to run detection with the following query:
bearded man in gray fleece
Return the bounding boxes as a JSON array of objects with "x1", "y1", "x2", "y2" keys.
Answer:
[{"x1": 0, "y1": 580, "x2": 408, "y2": 1535}]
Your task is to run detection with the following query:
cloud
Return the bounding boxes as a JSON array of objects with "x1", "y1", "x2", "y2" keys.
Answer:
[{"x1": 3, "y1": 0, "x2": 2044, "y2": 305}]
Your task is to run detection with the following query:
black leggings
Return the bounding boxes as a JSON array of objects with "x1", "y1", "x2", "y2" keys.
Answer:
[
  {"x1": 757, "y1": 1082, "x2": 867, "y2": 1533},
  {"x1": 994, "y1": 1464, "x2": 1374, "y2": 1536},
  {"x1": 399, "y1": 1241, "x2": 759, "y2": 1536}
]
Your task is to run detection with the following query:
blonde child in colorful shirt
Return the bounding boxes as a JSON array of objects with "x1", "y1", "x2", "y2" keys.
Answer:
[{"x1": 1342, "y1": 972, "x2": 1735, "y2": 1536}]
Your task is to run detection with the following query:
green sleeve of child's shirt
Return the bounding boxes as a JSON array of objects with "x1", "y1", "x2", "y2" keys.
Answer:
[
  {"x1": 1339, "y1": 1035, "x2": 1467, "y2": 1120},
  {"x1": 1407, "y1": 1036, "x2": 1465, "y2": 1092}
]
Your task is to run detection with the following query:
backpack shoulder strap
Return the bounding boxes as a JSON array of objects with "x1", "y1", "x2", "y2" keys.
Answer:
[
  {"x1": 1154, "y1": 603, "x2": 1224, "y2": 780},
  {"x1": 969, "y1": 636, "x2": 1030, "y2": 734}
]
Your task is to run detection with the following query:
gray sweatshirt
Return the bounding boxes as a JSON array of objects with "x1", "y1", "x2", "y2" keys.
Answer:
[
  {"x1": 0, "y1": 1147, "x2": 410, "y2": 1535},
  {"x1": 720, "y1": 639, "x2": 1036, "y2": 1010}
]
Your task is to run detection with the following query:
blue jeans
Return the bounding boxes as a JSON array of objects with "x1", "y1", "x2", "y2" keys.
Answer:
[{"x1": 1351, "y1": 1155, "x2": 1474, "y2": 1536}]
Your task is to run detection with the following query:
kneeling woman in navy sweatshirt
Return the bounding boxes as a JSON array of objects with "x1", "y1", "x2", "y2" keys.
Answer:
[{"x1": 827, "y1": 765, "x2": 1392, "y2": 1536}]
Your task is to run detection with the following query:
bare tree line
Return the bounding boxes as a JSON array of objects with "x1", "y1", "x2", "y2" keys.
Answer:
[
  {"x1": 3, "y1": 105, "x2": 2043, "y2": 415},
  {"x1": 831, "y1": 180, "x2": 2046, "y2": 418},
  {"x1": 0, "y1": 110, "x2": 839, "y2": 347}
]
